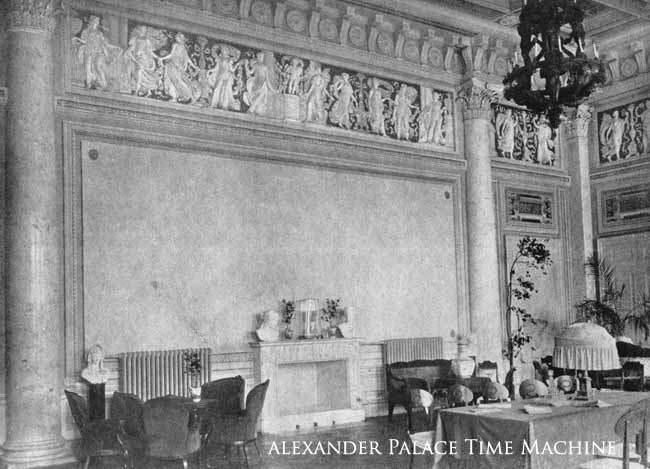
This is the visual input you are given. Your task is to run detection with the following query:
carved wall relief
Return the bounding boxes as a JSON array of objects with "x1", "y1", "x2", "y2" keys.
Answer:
[
  {"x1": 492, "y1": 104, "x2": 557, "y2": 166},
  {"x1": 602, "y1": 186, "x2": 650, "y2": 229},
  {"x1": 598, "y1": 99, "x2": 650, "y2": 164},
  {"x1": 505, "y1": 189, "x2": 554, "y2": 226},
  {"x1": 70, "y1": 13, "x2": 455, "y2": 148}
]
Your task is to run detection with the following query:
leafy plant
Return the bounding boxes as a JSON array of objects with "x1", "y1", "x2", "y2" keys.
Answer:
[
  {"x1": 183, "y1": 351, "x2": 201, "y2": 375},
  {"x1": 626, "y1": 293, "x2": 650, "y2": 341},
  {"x1": 575, "y1": 254, "x2": 626, "y2": 337},
  {"x1": 504, "y1": 237, "x2": 552, "y2": 382},
  {"x1": 280, "y1": 299, "x2": 296, "y2": 325},
  {"x1": 320, "y1": 298, "x2": 345, "y2": 324}
]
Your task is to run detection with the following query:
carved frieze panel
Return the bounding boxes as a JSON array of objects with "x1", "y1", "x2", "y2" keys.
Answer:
[
  {"x1": 505, "y1": 189, "x2": 554, "y2": 227},
  {"x1": 492, "y1": 104, "x2": 558, "y2": 166},
  {"x1": 601, "y1": 185, "x2": 650, "y2": 231},
  {"x1": 70, "y1": 12, "x2": 455, "y2": 149},
  {"x1": 597, "y1": 98, "x2": 650, "y2": 165}
]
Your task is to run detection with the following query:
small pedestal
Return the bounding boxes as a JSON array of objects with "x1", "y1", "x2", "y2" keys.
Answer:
[{"x1": 88, "y1": 383, "x2": 106, "y2": 420}]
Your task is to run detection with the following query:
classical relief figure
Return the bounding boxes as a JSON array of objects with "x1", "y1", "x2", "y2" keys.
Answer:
[
  {"x1": 418, "y1": 91, "x2": 444, "y2": 145},
  {"x1": 392, "y1": 84, "x2": 418, "y2": 140},
  {"x1": 158, "y1": 32, "x2": 200, "y2": 103},
  {"x1": 641, "y1": 100, "x2": 650, "y2": 154},
  {"x1": 208, "y1": 45, "x2": 243, "y2": 111},
  {"x1": 496, "y1": 108, "x2": 516, "y2": 158},
  {"x1": 600, "y1": 110, "x2": 626, "y2": 161},
  {"x1": 368, "y1": 77, "x2": 390, "y2": 136},
  {"x1": 244, "y1": 51, "x2": 280, "y2": 116},
  {"x1": 125, "y1": 25, "x2": 163, "y2": 96},
  {"x1": 283, "y1": 57, "x2": 304, "y2": 96},
  {"x1": 533, "y1": 116, "x2": 555, "y2": 165},
  {"x1": 302, "y1": 61, "x2": 331, "y2": 124},
  {"x1": 74, "y1": 15, "x2": 123, "y2": 90},
  {"x1": 329, "y1": 73, "x2": 356, "y2": 129}
]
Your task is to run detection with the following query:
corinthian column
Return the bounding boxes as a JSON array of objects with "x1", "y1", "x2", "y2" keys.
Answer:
[
  {"x1": 457, "y1": 80, "x2": 502, "y2": 363},
  {"x1": 1, "y1": 1, "x2": 70, "y2": 467},
  {"x1": 563, "y1": 104, "x2": 596, "y2": 311}
]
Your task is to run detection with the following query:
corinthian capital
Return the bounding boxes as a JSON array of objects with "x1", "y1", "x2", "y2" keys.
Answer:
[
  {"x1": 8, "y1": 0, "x2": 60, "y2": 33},
  {"x1": 563, "y1": 104, "x2": 593, "y2": 139},
  {"x1": 456, "y1": 81, "x2": 498, "y2": 121}
]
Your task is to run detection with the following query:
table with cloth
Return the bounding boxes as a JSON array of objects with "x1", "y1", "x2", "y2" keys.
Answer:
[{"x1": 433, "y1": 391, "x2": 649, "y2": 469}]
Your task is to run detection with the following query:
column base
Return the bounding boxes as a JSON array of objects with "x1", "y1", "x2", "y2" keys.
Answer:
[{"x1": 0, "y1": 438, "x2": 74, "y2": 469}]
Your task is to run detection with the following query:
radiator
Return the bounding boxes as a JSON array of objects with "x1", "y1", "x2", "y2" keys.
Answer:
[
  {"x1": 118, "y1": 348, "x2": 211, "y2": 401},
  {"x1": 384, "y1": 337, "x2": 443, "y2": 364}
]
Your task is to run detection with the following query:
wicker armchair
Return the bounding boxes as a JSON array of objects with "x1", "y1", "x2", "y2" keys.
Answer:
[
  {"x1": 204, "y1": 379, "x2": 270, "y2": 467},
  {"x1": 64, "y1": 390, "x2": 132, "y2": 469}
]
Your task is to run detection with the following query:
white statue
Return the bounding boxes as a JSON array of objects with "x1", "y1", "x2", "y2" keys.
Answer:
[
  {"x1": 256, "y1": 310, "x2": 281, "y2": 342},
  {"x1": 392, "y1": 84, "x2": 418, "y2": 140},
  {"x1": 367, "y1": 78, "x2": 388, "y2": 136},
  {"x1": 496, "y1": 108, "x2": 516, "y2": 158},
  {"x1": 283, "y1": 57, "x2": 304, "y2": 96},
  {"x1": 600, "y1": 109, "x2": 626, "y2": 161},
  {"x1": 329, "y1": 73, "x2": 356, "y2": 129},
  {"x1": 244, "y1": 51, "x2": 280, "y2": 116},
  {"x1": 418, "y1": 91, "x2": 444, "y2": 145},
  {"x1": 641, "y1": 100, "x2": 650, "y2": 154},
  {"x1": 81, "y1": 344, "x2": 110, "y2": 384},
  {"x1": 124, "y1": 25, "x2": 162, "y2": 96},
  {"x1": 158, "y1": 32, "x2": 200, "y2": 103},
  {"x1": 74, "y1": 15, "x2": 122, "y2": 90},
  {"x1": 208, "y1": 46, "x2": 243, "y2": 111},
  {"x1": 302, "y1": 61, "x2": 331, "y2": 123},
  {"x1": 534, "y1": 116, "x2": 555, "y2": 165}
]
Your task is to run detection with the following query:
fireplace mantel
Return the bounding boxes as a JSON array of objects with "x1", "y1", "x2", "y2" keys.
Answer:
[{"x1": 251, "y1": 338, "x2": 365, "y2": 433}]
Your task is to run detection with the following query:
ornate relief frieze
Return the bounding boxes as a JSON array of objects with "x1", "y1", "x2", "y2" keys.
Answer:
[
  {"x1": 598, "y1": 98, "x2": 650, "y2": 165},
  {"x1": 70, "y1": 12, "x2": 455, "y2": 148},
  {"x1": 602, "y1": 185, "x2": 650, "y2": 230},
  {"x1": 7, "y1": 0, "x2": 60, "y2": 32},
  {"x1": 505, "y1": 189, "x2": 554, "y2": 226},
  {"x1": 492, "y1": 104, "x2": 558, "y2": 167},
  {"x1": 601, "y1": 40, "x2": 650, "y2": 86}
]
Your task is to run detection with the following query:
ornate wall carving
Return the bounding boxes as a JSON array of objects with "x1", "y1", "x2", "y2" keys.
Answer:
[
  {"x1": 597, "y1": 98, "x2": 650, "y2": 164},
  {"x1": 70, "y1": 12, "x2": 455, "y2": 147},
  {"x1": 7, "y1": 0, "x2": 59, "y2": 32},
  {"x1": 492, "y1": 104, "x2": 558, "y2": 166},
  {"x1": 602, "y1": 185, "x2": 650, "y2": 229},
  {"x1": 505, "y1": 189, "x2": 554, "y2": 226}
]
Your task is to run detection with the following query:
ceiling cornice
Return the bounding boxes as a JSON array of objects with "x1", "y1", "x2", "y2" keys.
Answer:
[
  {"x1": 589, "y1": 0, "x2": 650, "y2": 20},
  {"x1": 345, "y1": 0, "x2": 520, "y2": 43}
]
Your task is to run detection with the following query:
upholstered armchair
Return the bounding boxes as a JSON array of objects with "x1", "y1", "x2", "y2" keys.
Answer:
[
  {"x1": 142, "y1": 395, "x2": 202, "y2": 468},
  {"x1": 203, "y1": 379, "x2": 270, "y2": 468},
  {"x1": 200, "y1": 375, "x2": 245, "y2": 415},
  {"x1": 64, "y1": 390, "x2": 132, "y2": 469},
  {"x1": 111, "y1": 392, "x2": 146, "y2": 457}
]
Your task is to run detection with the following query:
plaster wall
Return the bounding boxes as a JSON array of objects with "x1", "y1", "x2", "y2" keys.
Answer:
[{"x1": 81, "y1": 140, "x2": 459, "y2": 354}]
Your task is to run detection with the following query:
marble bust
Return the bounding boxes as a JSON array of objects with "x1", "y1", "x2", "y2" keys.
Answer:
[
  {"x1": 256, "y1": 310, "x2": 280, "y2": 342},
  {"x1": 81, "y1": 344, "x2": 110, "y2": 384}
]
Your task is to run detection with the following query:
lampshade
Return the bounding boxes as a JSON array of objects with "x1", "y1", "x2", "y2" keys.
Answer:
[{"x1": 553, "y1": 322, "x2": 620, "y2": 371}]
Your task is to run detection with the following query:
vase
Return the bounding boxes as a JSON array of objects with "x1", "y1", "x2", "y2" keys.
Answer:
[
  {"x1": 189, "y1": 374, "x2": 201, "y2": 402},
  {"x1": 451, "y1": 342, "x2": 475, "y2": 378},
  {"x1": 284, "y1": 326, "x2": 294, "y2": 340}
]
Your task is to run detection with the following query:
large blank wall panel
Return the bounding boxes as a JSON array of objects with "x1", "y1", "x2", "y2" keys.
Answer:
[{"x1": 82, "y1": 141, "x2": 458, "y2": 353}]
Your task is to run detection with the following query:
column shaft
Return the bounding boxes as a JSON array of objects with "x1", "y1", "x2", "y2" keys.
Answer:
[{"x1": 2, "y1": 1, "x2": 69, "y2": 467}]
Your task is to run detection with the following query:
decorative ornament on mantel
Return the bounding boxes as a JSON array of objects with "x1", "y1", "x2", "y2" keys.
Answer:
[
  {"x1": 183, "y1": 351, "x2": 202, "y2": 402},
  {"x1": 502, "y1": 0, "x2": 606, "y2": 129},
  {"x1": 450, "y1": 330, "x2": 476, "y2": 379}
]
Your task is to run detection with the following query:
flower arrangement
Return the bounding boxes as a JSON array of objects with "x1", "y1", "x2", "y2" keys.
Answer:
[
  {"x1": 183, "y1": 351, "x2": 202, "y2": 376},
  {"x1": 321, "y1": 298, "x2": 345, "y2": 325},
  {"x1": 280, "y1": 299, "x2": 296, "y2": 339}
]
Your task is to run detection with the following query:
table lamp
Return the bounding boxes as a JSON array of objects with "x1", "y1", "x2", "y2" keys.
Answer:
[
  {"x1": 553, "y1": 322, "x2": 620, "y2": 398},
  {"x1": 296, "y1": 298, "x2": 319, "y2": 339}
]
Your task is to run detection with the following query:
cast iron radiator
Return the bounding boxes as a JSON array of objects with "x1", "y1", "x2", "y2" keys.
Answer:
[
  {"x1": 384, "y1": 337, "x2": 443, "y2": 364},
  {"x1": 118, "y1": 348, "x2": 211, "y2": 401}
]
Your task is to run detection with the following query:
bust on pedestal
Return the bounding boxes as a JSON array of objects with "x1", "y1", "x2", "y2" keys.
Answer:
[
  {"x1": 256, "y1": 310, "x2": 281, "y2": 342},
  {"x1": 81, "y1": 344, "x2": 109, "y2": 420}
]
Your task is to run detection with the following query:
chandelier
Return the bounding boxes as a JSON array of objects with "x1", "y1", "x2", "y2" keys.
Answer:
[{"x1": 502, "y1": 0, "x2": 606, "y2": 128}]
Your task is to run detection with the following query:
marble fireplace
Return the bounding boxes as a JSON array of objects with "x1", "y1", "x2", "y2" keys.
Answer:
[{"x1": 251, "y1": 338, "x2": 365, "y2": 433}]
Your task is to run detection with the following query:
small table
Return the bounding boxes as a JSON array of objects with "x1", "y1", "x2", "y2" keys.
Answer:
[{"x1": 433, "y1": 391, "x2": 649, "y2": 469}]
